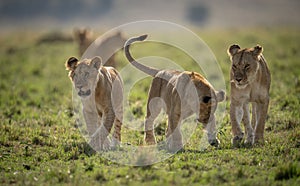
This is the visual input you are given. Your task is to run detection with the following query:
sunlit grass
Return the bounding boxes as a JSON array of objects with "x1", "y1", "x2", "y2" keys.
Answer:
[{"x1": 0, "y1": 27, "x2": 299, "y2": 185}]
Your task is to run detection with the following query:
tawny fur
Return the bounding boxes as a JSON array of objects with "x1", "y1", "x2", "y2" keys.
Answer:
[
  {"x1": 65, "y1": 56, "x2": 123, "y2": 150},
  {"x1": 125, "y1": 35, "x2": 225, "y2": 151},
  {"x1": 228, "y1": 44, "x2": 271, "y2": 146}
]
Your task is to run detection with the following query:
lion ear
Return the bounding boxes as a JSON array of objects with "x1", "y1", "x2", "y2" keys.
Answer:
[
  {"x1": 188, "y1": 71, "x2": 195, "y2": 78},
  {"x1": 227, "y1": 44, "x2": 240, "y2": 57},
  {"x1": 91, "y1": 56, "x2": 102, "y2": 69},
  {"x1": 66, "y1": 57, "x2": 78, "y2": 71},
  {"x1": 253, "y1": 45, "x2": 263, "y2": 57},
  {"x1": 216, "y1": 90, "x2": 226, "y2": 102}
]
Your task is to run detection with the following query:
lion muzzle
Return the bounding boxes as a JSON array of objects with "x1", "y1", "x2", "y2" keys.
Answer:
[{"x1": 78, "y1": 89, "x2": 91, "y2": 97}]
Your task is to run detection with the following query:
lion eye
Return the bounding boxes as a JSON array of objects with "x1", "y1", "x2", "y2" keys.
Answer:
[
  {"x1": 245, "y1": 64, "x2": 250, "y2": 70},
  {"x1": 202, "y1": 96, "x2": 211, "y2": 103}
]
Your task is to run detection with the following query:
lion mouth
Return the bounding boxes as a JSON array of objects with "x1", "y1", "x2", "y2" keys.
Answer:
[
  {"x1": 235, "y1": 82, "x2": 248, "y2": 89},
  {"x1": 78, "y1": 89, "x2": 91, "y2": 97}
]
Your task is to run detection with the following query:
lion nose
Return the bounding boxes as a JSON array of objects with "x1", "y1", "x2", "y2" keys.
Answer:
[
  {"x1": 209, "y1": 139, "x2": 219, "y2": 147},
  {"x1": 236, "y1": 77, "x2": 242, "y2": 82}
]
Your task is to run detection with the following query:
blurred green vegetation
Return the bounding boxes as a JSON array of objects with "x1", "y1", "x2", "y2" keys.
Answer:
[{"x1": 0, "y1": 27, "x2": 299, "y2": 185}]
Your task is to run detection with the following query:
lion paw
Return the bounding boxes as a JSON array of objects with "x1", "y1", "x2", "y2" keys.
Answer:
[
  {"x1": 144, "y1": 136, "x2": 157, "y2": 145},
  {"x1": 89, "y1": 135, "x2": 111, "y2": 151},
  {"x1": 110, "y1": 137, "x2": 121, "y2": 150},
  {"x1": 99, "y1": 137, "x2": 111, "y2": 151},
  {"x1": 232, "y1": 135, "x2": 244, "y2": 147},
  {"x1": 208, "y1": 138, "x2": 220, "y2": 147},
  {"x1": 166, "y1": 138, "x2": 183, "y2": 153},
  {"x1": 244, "y1": 135, "x2": 254, "y2": 147}
]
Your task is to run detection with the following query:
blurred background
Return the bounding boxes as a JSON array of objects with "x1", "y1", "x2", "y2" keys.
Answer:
[
  {"x1": 0, "y1": 0, "x2": 299, "y2": 32},
  {"x1": 0, "y1": 1, "x2": 300, "y2": 184}
]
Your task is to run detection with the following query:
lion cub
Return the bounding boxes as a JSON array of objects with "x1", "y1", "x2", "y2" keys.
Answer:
[
  {"x1": 65, "y1": 56, "x2": 123, "y2": 150},
  {"x1": 227, "y1": 44, "x2": 271, "y2": 146},
  {"x1": 125, "y1": 35, "x2": 225, "y2": 152}
]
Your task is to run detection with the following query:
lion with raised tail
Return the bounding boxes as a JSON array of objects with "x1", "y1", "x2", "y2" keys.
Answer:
[
  {"x1": 65, "y1": 56, "x2": 123, "y2": 150},
  {"x1": 227, "y1": 44, "x2": 271, "y2": 146},
  {"x1": 124, "y1": 34, "x2": 225, "y2": 152}
]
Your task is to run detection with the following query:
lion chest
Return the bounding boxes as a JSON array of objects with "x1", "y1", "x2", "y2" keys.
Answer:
[
  {"x1": 231, "y1": 83, "x2": 268, "y2": 104},
  {"x1": 94, "y1": 88, "x2": 112, "y2": 113}
]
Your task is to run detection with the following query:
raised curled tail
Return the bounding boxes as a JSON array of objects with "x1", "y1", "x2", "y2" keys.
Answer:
[{"x1": 124, "y1": 34, "x2": 159, "y2": 77}]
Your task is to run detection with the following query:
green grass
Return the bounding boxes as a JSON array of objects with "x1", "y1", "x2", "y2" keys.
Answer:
[{"x1": 0, "y1": 27, "x2": 300, "y2": 185}]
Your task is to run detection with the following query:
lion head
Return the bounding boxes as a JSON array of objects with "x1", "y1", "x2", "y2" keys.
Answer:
[
  {"x1": 73, "y1": 27, "x2": 93, "y2": 45},
  {"x1": 227, "y1": 44, "x2": 263, "y2": 89},
  {"x1": 186, "y1": 72, "x2": 225, "y2": 125},
  {"x1": 65, "y1": 56, "x2": 102, "y2": 98}
]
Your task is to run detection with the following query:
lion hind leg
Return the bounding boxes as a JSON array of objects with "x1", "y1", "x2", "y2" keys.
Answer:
[
  {"x1": 251, "y1": 102, "x2": 257, "y2": 129},
  {"x1": 144, "y1": 78, "x2": 164, "y2": 145},
  {"x1": 111, "y1": 117, "x2": 122, "y2": 148},
  {"x1": 254, "y1": 100, "x2": 269, "y2": 144},
  {"x1": 144, "y1": 97, "x2": 164, "y2": 145}
]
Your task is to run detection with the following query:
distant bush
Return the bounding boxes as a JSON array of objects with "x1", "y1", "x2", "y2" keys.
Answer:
[{"x1": 187, "y1": 3, "x2": 209, "y2": 25}]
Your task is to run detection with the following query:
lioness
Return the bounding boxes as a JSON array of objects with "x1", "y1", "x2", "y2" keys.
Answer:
[
  {"x1": 124, "y1": 35, "x2": 225, "y2": 151},
  {"x1": 73, "y1": 28, "x2": 126, "y2": 68},
  {"x1": 227, "y1": 44, "x2": 271, "y2": 146},
  {"x1": 73, "y1": 28, "x2": 93, "y2": 56},
  {"x1": 65, "y1": 56, "x2": 123, "y2": 150}
]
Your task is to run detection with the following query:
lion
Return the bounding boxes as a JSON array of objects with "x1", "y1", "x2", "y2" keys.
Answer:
[
  {"x1": 73, "y1": 27, "x2": 126, "y2": 68},
  {"x1": 65, "y1": 56, "x2": 123, "y2": 150},
  {"x1": 124, "y1": 34, "x2": 225, "y2": 152},
  {"x1": 227, "y1": 44, "x2": 271, "y2": 146},
  {"x1": 73, "y1": 27, "x2": 93, "y2": 56}
]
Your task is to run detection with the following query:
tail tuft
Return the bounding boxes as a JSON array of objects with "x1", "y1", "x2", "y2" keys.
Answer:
[{"x1": 138, "y1": 34, "x2": 148, "y2": 41}]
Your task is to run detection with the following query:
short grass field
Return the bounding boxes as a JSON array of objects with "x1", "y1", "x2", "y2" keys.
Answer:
[{"x1": 0, "y1": 27, "x2": 299, "y2": 185}]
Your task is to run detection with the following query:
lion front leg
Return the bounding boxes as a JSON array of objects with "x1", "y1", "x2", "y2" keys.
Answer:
[
  {"x1": 205, "y1": 116, "x2": 220, "y2": 147},
  {"x1": 230, "y1": 102, "x2": 244, "y2": 147},
  {"x1": 242, "y1": 103, "x2": 254, "y2": 146},
  {"x1": 254, "y1": 99, "x2": 269, "y2": 144},
  {"x1": 83, "y1": 109, "x2": 99, "y2": 137},
  {"x1": 93, "y1": 109, "x2": 115, "y2": 151},
  {"x1": 144, "y1": 114, "x2": 157, "y2": 145}
]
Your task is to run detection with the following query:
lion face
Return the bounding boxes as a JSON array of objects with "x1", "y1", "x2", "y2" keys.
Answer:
[
  {"x1": 189, "y1": 72, "x2": 225, "y2": 125},
  {"x1": 65, "y1": 56, "x2": 102, "y2": 98},
  {"x1": 197, "y1": 90, "x2": 225, "y2": 125},
  {"x1": 228, "y1": 44, "x2": 263, "y2": 89}
]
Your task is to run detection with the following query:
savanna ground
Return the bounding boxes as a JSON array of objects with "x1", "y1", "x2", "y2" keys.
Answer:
[{"x1": 0, "y1": 27, "x2": 299, "y2": 185}]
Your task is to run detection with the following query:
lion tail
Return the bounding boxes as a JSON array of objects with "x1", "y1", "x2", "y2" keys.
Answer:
[{"x1": 124, "y1": 34, "x2": 159, "y2": 77}]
